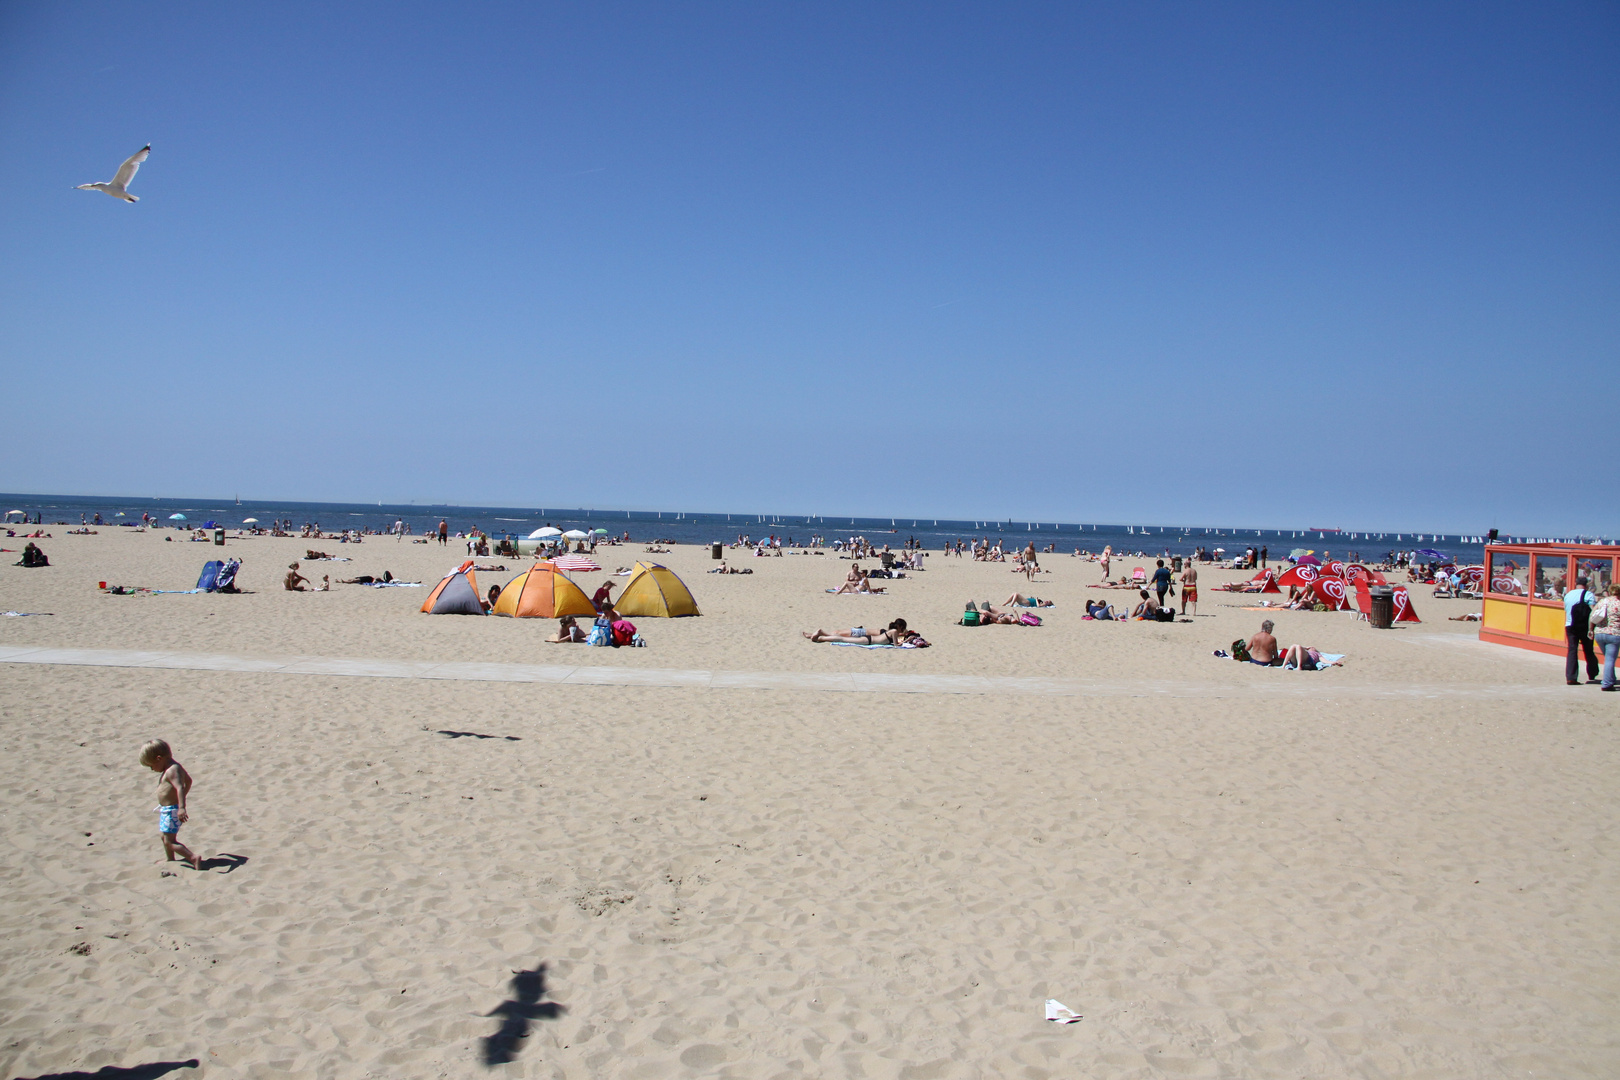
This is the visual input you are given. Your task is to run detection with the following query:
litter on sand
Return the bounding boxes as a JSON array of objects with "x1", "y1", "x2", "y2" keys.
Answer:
[
  {"x1": 3, "y1": 611, "x2": 53, "y2": 617},
  {"x1": 1046, "y1": 999, "x2": 1083, "y2": 1024}
]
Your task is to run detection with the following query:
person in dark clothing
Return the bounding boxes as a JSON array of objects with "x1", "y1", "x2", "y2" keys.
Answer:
[
  {"x1": 1151, "y1": 559, "x2": 1172, "y2": 607},
  {"x1": 1565, "y1": 574, "x2": 1600, "y2": 685},
  {"x1": 16, "y1": 542, "x2": 48, "y2": 567}
]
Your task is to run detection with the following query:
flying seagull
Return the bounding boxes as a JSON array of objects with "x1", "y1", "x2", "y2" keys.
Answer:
[{"x1": 77, "y1": 144, "x2": 150, "y2": 202}]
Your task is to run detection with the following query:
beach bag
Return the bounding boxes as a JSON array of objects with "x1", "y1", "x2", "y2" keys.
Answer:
[
  {"x1": 1156, "y1": 608, "x2": 1175, "y2": 622},
  {"x1": 961, "y1": 609, "x2": 980, "y2": 626},
  {"x1": 1231, "y1": 638, "x2": 1251, "y2": 662},
  {"x1": 587, "y1": 618, "x2": 612, "y2": 646},
  {"x1": 611, "y1": 619, "x2": 636, "y2": 646},
  {"x1": 1019, "y1": 612, "x2": 1041, "y2": 626},
  {"x1": 1571, "y1": 591, "x2": 1593, "y2": 634}
]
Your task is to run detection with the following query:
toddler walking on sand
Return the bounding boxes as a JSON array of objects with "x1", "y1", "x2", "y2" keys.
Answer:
[{"x1": 140, "y1": 739, "x2": 200, "y2": 869}]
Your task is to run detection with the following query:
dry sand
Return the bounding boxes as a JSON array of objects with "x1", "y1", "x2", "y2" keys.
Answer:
[{"x1": 1, "y1": 530, "x2": 1615, "y2": 1078}]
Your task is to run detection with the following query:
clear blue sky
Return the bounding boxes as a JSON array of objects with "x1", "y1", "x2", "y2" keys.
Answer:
[{"x1": 2, "y1": 3, "x2": 1615, "y2": 535}]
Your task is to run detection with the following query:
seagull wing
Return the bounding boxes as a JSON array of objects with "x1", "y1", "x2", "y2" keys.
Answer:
[{"x1": 111, "y1": 145, "x2": 150, "y2": 189}]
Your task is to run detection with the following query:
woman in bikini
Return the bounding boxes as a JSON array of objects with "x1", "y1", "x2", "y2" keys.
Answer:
[{"x1": 803, "y1": 618, "x2": 909, "y2": 644}]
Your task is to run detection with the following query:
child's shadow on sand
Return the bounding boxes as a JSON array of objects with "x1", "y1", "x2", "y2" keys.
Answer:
[
  {"x1": 198, "y1": 853, "x2": 248, "y2": 873},
  {"x1": 481, "y1": 964, "x2": 565, "y2": 1066}
]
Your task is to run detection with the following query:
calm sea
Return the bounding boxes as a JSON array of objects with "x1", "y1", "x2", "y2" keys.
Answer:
[{"x1": 0, "y1": 492, "x2": 1578, "y2": 565}]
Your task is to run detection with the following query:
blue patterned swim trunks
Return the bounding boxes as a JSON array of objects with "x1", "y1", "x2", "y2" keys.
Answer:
[{"x1": 157, "y1": 805, "x2": 180, "y2": 835}]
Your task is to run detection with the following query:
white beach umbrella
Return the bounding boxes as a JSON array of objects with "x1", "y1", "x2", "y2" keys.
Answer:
[
  {"x1": 563, "y1": 529, "x2": 589, "y2": 540},
  {"x1": 4, "y1": 510, "x2": 25, "y2": 519},
  {"x1": 242, "y1": 518, "x2": 259, "y2": 524},
  {"x1": 169, "y1": 513, "x2": 187, "y2": 520},
  {"x1": 530, "y1": 527, "x2": 562, "y2": 538}
]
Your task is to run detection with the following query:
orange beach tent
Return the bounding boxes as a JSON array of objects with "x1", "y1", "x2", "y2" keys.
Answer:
[
  {"x1": 421, "y1": 561, "x2": 485, "y2": 615},
  {"x1": 614, "y1": 561, "x2": 700, "y2": 617},
  {"x1": 492, "y1": 562, "x2": 596, "y2": 619}
]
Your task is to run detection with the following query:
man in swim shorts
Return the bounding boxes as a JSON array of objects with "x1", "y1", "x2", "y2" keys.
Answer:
[
  {"x1": 1179, "y1": 561, "x2": 1198, "y2": 616},
  {"x1": 1246, "y1": 620, "x2": 1282, "y2": 666}
]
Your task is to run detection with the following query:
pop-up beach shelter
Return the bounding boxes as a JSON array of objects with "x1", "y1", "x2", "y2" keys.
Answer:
[
  {"x1": 421, "y1": 561, "x2": 485, "y2": 614},
  {"x1": 492, "y1": 562, "x2": 595, "y2": 619},
  {"x1": 615, "y1": 561, "x2": 700, "y2": 617}
]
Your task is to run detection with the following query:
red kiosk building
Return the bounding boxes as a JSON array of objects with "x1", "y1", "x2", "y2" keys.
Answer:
[{"x1": 1481, "y1": 542, "x2": 1616, "y2": 656}]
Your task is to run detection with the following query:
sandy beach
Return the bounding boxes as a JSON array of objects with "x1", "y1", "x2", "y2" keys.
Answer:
[{"x1": 2, "y1": 530, "x2": 1616, "y2": 1079}]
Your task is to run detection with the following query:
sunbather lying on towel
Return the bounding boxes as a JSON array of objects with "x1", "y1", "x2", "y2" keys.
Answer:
[
  {"x1": 1281, "y1": 644, "x2": 1343, "y2": 670},
  {"x1": 1003, "y1": 592, "x2": 1054, "y2": 608},
  {"x1": 1085, "y1": 600, "x2": 1116, "y2": 620},
  {"x1": 338, "y1": 571, "x2": 395, "y2": 584},
  {"x1": 803, "y1": 619, "x2": 915, "y2": 645}
]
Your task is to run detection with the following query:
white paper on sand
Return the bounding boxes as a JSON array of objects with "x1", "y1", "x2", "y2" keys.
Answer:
[{"x1": 1045, "y1": 999, "x2": 1082, "y2": 1023}]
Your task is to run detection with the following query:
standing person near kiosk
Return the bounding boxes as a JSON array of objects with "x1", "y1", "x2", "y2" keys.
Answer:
[{"x1": 1564, "y1": 574, "x2": 1600, "y2": 685}]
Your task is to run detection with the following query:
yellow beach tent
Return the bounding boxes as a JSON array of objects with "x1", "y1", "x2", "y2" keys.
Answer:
[
  {"x1": 492, "y1": 562, "x2": 596, "y2": 619},
  {"x1": 615, "y1": 561, "x2": 700, "y2": 617}
]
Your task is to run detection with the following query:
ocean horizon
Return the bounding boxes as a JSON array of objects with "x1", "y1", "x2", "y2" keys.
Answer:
[{"x1": 5, "y1": 492, "x2": 1606, "y2": 563}]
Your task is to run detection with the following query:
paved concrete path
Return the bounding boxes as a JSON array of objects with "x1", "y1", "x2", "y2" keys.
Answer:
[{"x1": 0, "y1": 644, "x2": 1562, "y2": 700}]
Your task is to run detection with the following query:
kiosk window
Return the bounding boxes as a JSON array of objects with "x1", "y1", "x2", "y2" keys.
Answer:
[
  {"x1": 1533, "y1": 556, "x2": 1570, "y2": 601},
  {"x1": 1489, "y1": 553, "x2": 1529, "y2": 596}
]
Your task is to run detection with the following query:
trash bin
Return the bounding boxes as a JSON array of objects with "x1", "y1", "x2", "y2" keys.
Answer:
[
  {"x1": 1171, "y1": 556, "x2": 1183, "y2": 573},
  {"x1": 213, "y1": 527, "x2": 225, "y2": 546},
  {"x1": 1368, "y1": 585, "x2": 1394, "y2": 629},
  {"x1": 711, "y1": 542, "x2": 723, "y2": 560}
]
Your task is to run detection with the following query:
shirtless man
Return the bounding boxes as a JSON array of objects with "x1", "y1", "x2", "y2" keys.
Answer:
[
  {"x1": 1179, "y1": 560, "x2": 1198, "y2": 615},
  {"x1": 1022, "y1": 542, "x2": 1039, "y2": 582},
  {"x1": 1246, "y1": 619, "x2": 1281, "y2": 666}
]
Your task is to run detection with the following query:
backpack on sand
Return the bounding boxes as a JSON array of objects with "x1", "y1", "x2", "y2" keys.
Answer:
[{"x1": 1231, "y1": 638, "x2": 1251, "y2": 662}]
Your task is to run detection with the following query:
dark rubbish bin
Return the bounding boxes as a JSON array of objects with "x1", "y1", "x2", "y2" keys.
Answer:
[
  {"x1": 711, "y1": 542, "x2": 723, "y2": 560},
  {"x1": 213, "y1": 527, "x2": 225, "y2": 546},
  {"x1": 1368, "y1": 585, "x2": 1394, "y2": 629},
  {"x1": 1171, "y1": 555, "x2": 1183, "y2": 573}
]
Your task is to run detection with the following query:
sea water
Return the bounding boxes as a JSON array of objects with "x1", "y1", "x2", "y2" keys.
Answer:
[{"x1": 0, "y1": 492, "x2": 1560, "y2": 565}]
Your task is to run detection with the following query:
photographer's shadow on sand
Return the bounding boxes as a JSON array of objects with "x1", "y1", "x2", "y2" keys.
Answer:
[{"x1": 14, "y1": 1059, "x2": 199, "y2": 1080}]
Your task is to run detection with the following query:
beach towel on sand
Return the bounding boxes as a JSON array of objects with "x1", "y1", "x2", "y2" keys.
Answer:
[{"x1": 830, "y1": 640, "x2": 930, "y2": 649}]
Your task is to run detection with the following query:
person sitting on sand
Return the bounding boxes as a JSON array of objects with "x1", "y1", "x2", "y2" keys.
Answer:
[
  {"x1": 284, "y1": 562, "x2": 309, "y2": 591},
  {"x1": 1246, "y1": 620, "x2": 1282, "y2": 666},
  {"x1": 804, "y1": 619, "x2": 912, "y2": 645},
  {"x1": 1131, "y1": 588, "x2": 1161, "y2": 620},
  {"x1": 315, "y1": 574, "x2": 331, "y2": 592},
  {"x1": 485, "y1": 585, "x2": 501, "y2": 611},
  {"x1": 546, "y1": 615, "x2": 587, "y2": 643},
  {"x1": 1003, "y1": 592, "x2": 1053, "y2": 608},
  {"x1": 592, "y1": 580, "x2": 616, "y2": 611},
  {"x1": 15, "y1": 542, "x2": 48, "y2": 568},
  {"x1": 829, "y1": 569, "x2": 886, "y2": 594}
]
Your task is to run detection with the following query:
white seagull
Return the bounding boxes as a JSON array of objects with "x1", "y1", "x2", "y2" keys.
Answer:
[{"x1": 77, "y1": 144, "x2": 150, "y2": 202}]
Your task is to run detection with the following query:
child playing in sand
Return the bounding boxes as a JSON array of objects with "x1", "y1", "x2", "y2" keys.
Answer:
[{"x1": 140, "y1": 739, "x2": 200, "y2": 869}]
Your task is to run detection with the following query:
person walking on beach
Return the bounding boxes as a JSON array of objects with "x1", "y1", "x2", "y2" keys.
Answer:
[
  {"x1": 140, "y1": 740, "x2": 199, "y2": 869},
  {"x1": 1261, "y1": 545, "x2": 1268, "y2": 568},
  {"x1": 1152, "y1": 559, "x2": 1172, "y2": 607},
  {"x1": 1179, "y1": 560, "x2": 1198, "y2": 616},
  {"x1": 1564, "y1": 574, "x2": 1600, "y2": 685},
  {"x1": 1100, "y1": 545, "x2": 1112, "y2": 581},
  {"x1": 438, "y1": 520, "x2": 448, "y2": 546},
  {"x1": 1589, "y1": 584, "x2": 1620, "y2": 691}
]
